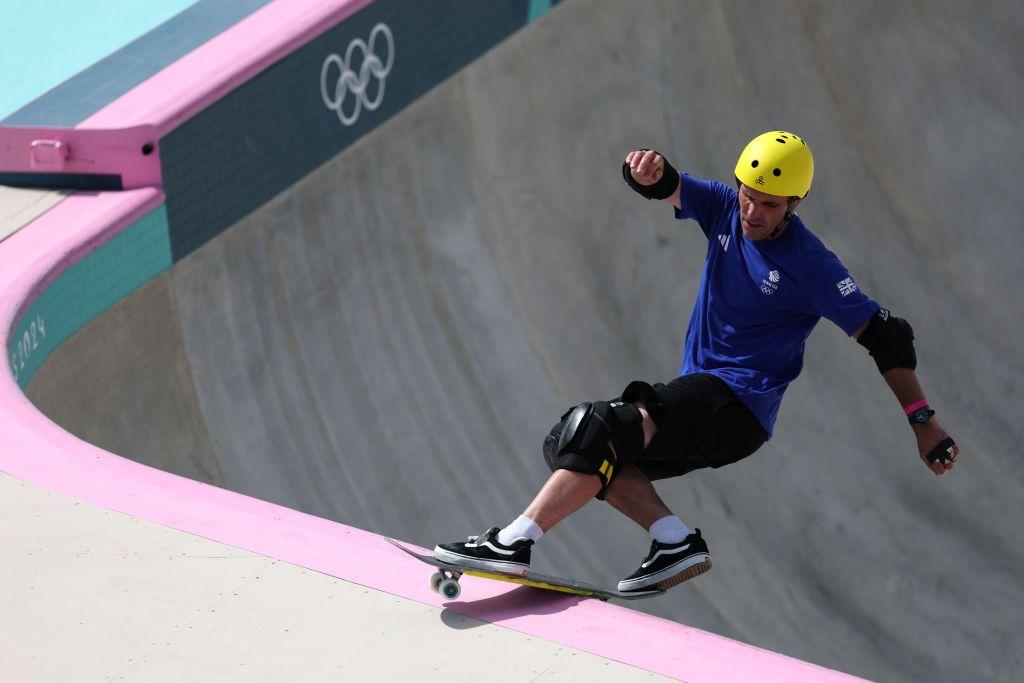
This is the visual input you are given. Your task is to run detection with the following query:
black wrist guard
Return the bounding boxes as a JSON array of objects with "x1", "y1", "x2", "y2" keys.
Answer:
[
  {"x1": 622, "y1": 149, "x2": 680, "y2": 200},
  {"x1": 856, "y1": 307, "x2": 917, "y2": 374},
  {"x1": 926, "y1": 436, "x2": 957, "y2": 465}
]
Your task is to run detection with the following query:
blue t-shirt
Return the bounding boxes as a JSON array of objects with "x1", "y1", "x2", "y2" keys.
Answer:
[{"x1": 674, "y1": 172, "x2": 878, "y2": 438}]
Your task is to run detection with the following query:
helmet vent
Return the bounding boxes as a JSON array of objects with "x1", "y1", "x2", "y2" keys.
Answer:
[
  {"x1": 772, "y1": 168, "x2": 782, "y2": 176},
  {"x1": 776, "y1": 138, "x2": 786, "y2": 143},
  {"x1": 751, "y1": 160, "x2": 759, "y2": 168}
]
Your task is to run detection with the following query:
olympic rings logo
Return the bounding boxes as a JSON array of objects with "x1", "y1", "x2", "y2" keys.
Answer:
[{"x1": 320, "y1": 23, "x2": 395, "y2": 127}]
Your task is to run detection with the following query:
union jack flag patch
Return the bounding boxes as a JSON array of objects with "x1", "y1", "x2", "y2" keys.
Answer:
[{"x1": 837, "y1": 277, "x2": 858, "y2": 297}]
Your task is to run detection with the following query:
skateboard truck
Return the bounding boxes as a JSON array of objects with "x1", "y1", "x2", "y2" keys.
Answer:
[{"x1": 429, "y1": 568, "x2": 463, "y2": 600}]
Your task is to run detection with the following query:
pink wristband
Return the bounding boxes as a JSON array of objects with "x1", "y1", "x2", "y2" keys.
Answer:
[{"x1": 904, "y1": 399, "x2": 929, "y2": 415}]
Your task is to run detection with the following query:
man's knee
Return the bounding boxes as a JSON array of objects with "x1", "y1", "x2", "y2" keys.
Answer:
[
  {"x1": 541, "y1": 399, "x2": 645, "y2": 498},
  {"x1": 600, "y1": 462, "x2": 642, "y2": 505}
]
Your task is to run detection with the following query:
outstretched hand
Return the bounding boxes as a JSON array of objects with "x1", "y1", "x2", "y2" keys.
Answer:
[
  {"x1": 625, "y1": 149, "x2": 665, "y2": 186},
  {"x1": 915, "y1": 419, "x2": 959, "y2": 476}
]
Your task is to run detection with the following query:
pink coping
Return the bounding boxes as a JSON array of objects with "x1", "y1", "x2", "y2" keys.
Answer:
[{"x1": 0, "y1": 1, "x2": 870, "y2": 680}]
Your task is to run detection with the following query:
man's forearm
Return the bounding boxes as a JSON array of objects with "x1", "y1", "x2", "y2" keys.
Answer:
[
  {"x1": 883, "y1": 366, "x2": 959, "y2": 473},
  {"x1": 883, "y1": 367, "x2": 942, "y2": 440},
  {"x1": 881, "y1": 367, "x2": 926, "y2": 410}
]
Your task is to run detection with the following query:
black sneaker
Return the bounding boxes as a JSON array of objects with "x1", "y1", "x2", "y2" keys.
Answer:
[
  {"x1": 433, "y1": 527, "x2": 533, "y2": 576},
  {"x1": 617, "y1": 529, "x2": 712, "y2": 592}
]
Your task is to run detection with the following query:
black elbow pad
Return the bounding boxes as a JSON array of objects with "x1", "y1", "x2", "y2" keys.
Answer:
[{"x1": 857, "y1": 308, "x2": 917, "y2": 374}]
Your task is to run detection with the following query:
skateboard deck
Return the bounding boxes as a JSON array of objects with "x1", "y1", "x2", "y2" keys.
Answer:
[{"x1": 387, "y1": 538, "x2": 663, "y2": 602}]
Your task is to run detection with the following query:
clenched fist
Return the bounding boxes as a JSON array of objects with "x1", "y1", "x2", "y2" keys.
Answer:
[
  {"x1": 625, "y1": 149, "x2": 666, "y2": 186},
  {"x1": 622, "y1": 149, "x2": 679, "y2": 202},
  {"x1": 915, "y1": 419, "x2": 960, "y2": 477}
]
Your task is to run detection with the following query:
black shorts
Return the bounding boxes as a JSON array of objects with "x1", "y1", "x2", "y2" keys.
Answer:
[{"x1": 627, "y1": 373, "x2": 768, "y2": 481}]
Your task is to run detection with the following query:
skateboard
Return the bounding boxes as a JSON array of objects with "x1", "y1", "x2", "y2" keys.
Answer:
[{"x1": 386, "y1": 538, "x2": 663, "y2": 602}]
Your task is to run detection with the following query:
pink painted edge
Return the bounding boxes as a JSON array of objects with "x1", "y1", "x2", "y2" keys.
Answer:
[
  {"x1": 0, "y1": 203, "x2": 871, "y2": 683},
  {"x1": 80, "y1": 0, "x2": 374, "y2": 136}
]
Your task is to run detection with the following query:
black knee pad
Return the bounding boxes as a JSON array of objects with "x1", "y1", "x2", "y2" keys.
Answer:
[
  {"x1": 541, "y1": 399, "x2": 644, "y2": 498},
  {"x1": 543, "y1": 421, "x2": 564, "y2": 473}
]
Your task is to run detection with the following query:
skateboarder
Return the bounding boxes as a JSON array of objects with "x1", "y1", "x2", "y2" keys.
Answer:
[{"x1": 435, "y1": 132, "x2": 960, "y2": 592}]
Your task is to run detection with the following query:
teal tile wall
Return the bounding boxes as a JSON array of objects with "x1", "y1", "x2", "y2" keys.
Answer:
[
  {"x1": 9, "y1": 205, "x2": 173, "y2": 388},
  {"x1": 161, "y1": 0, "x2": 564, "y2": 261}
]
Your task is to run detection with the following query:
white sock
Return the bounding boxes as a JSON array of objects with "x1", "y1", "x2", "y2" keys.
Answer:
[
  {"x1": 648, "y1": 515, "x2": 692, "y2": 544},
  {"x1": 497, "y1": 515, "x2": 544, "y2": 546}
]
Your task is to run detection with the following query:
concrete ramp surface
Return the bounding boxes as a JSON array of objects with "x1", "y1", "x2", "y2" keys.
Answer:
[{"x1": 27, "y1": 2, "x2": 1024, "y2": 682}]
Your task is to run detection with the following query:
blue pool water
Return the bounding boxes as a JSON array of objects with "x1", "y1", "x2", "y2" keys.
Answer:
[{"x1": 0, "y1": 1, "x2": 199, "y2": 120}]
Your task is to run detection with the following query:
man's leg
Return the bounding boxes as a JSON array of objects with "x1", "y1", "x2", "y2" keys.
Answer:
[
  {"x1": 520, "y1": 402, "x2": 658, "y2": 532},
  {"x1": 434, "y1": 394, "x2": 709, "y2": 588},
  {"x1": 520, "y1": 461, "x2": 674, "y2": 534},
  {"x1": 522, "y1": 469, "x2": 601, "y2": 531},
  {"x1": 515, "y1": 414, "x2": 709, "y2": 592},
  {"x1": 607, "y1": 461, "x2": 711, "y2": 592},
  {"x1": 602, "y1": 463, "x2": 674, "y2": 531}
]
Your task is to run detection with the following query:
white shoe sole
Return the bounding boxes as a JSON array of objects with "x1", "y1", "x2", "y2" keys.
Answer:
[
  {"x1": 433, "y1": 546, "x2": 529, "y2": 577},
  {"x1": 617, "y1": 553, "x2": 712, "y2": 592}
]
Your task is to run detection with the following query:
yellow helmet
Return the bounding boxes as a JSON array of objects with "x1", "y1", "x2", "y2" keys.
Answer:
[{"x1": 734, "y1": 131, "x2": 814, "y2": 198}]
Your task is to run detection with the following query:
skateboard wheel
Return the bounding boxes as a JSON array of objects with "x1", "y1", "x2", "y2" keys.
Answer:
[
  {"x1": 440, "y1": 578, "x2": 461, "y2": 600},
  {"x1": 429, "y1": 572, "x2": 445, "y2": 593}
]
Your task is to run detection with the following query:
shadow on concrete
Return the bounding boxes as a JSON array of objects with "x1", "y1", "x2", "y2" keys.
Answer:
[{"x1": 441, "y1": 586, "x2": 581, "y2": 630}]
